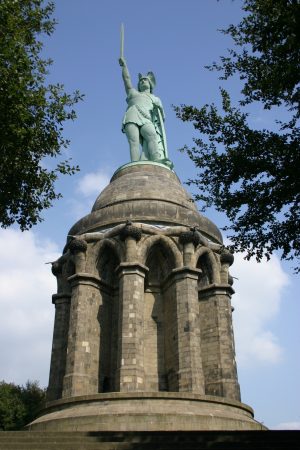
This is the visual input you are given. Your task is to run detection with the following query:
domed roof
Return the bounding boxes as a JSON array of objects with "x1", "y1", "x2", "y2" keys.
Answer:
[{"x1": 69, "y1": 162, "x2": 222, "y2": 243}]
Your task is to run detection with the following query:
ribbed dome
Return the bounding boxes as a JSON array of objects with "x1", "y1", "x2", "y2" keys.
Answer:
[{"x1": 69, "y1": 162, "x2": 222, "y2": 243}]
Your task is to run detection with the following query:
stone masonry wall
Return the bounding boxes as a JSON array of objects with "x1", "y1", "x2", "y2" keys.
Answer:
[
  {"x1": 199, "y1": 287, "x2": 240, "y2": 401},
  {"x1": 62, "y1": 275, "x2": 102, "y2": 398},
  {"x1": 47, "y1": 294, "x2": 71, "y2": 401},
  {"x1": 49, "y1": 222, "x2": 240, "y2": 403}
]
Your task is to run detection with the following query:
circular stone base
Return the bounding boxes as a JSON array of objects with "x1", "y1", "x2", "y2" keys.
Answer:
[{"x1": 28, "y1": 392, "x2": 266, "y2": 431}]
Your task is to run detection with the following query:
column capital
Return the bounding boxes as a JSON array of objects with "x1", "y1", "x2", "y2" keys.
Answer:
[
  {"x1": 52, "y1": 293, "x2": 71, "y2": 305},
  {"x1": 172, "y1": 266, "x2": 202, "y2": 278},
  {"x1": 199, "y1": 283, "x2": 235, "y2": 299},
  {"x1": 116, "y1": 262, "x2": 149, "y2": 278},
  {"x1": 119, "y1": 221, "x2": 142, "y2": 242},
  {"x1": 163, "y1": 266, "x2": 202, "y2": 290},
  {"x1": 67, "y1": 272, "x2": 101, "y2": 289}
]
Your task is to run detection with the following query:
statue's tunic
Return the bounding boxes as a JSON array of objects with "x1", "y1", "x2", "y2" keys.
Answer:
[{"x1": 122, "y1": 89, "x2": 160, "y2": 131}]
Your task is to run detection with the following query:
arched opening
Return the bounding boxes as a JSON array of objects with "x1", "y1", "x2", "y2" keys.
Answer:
[
  {"x1": 144, "y1": 241, "x2": 176, "y2": 392},
  {"x1": 97, "y1": 244, "x2": 120, "y2": 393},
  {"x1": 97, "y1": 247, "x2": 119, "y2": 286},
  {"x1": 196, "y1": 252, "x2": 214, "y2": 290}
]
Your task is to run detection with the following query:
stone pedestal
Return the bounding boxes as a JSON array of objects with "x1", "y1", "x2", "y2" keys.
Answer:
[
  {"x1": 32, "y1": 163, "x2": 264, "y2": 432},
  {"x1": 28, "y1": 392, "x2": 266, "y2": 431}
]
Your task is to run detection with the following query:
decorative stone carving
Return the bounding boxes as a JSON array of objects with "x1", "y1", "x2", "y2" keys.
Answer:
[
  {"x1": 67, "y1": 239, "x2": 88, "y2": 274},
  {"x1": 119, "y1": 221, "x2": 142, "y2": 242},
  {"x1": 220, "y1": 248, "x2": 234, "y2": 285},
  {"x1": 220, "y1": 248, "x2": 234, "y2": 266},
  {"x1": 51, "y1": 261, "x2": 62, "y2": 276},
  {"x1": 69, "y1": 238, "x2": 88, "y2": 254},
  {"x1": 179, "y1": 228, "x2": 201, "y2": 247},
  {"x1": 49, "y1": 254, "x2": 72, "y2": 294}
]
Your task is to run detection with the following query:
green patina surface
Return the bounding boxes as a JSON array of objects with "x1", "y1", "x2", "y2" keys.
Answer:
[
  {"x1": 112, "y1": 160, "x2": 174, "y2": 178},
  {"x1": 119, "y1": 56, "x2": 173, "y2": 170}
]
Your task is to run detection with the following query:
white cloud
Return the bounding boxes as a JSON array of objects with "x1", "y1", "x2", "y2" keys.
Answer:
[
  {"x1": 231, "y1": 252, "x2": 289, "y2": 366},
  {"x1": 77, "y1": 169, "x2": 111, "y2": 197},
  {"x1": 0, "y1": 229, "x2": 60, "y2": 387},
  {"x1": 271, "y1": 422, "x2": 300, "y2": 430},
  {"x1": 68, "y1": 168, "x2": 112, "y2": 221}
]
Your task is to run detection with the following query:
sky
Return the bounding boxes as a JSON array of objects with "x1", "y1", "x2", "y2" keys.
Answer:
[{"x1": 0, "y1": 0, "x2": 299, "y2": 430}]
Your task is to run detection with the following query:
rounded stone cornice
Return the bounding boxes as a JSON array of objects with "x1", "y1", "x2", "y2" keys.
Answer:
[
  {"x1": 68, "y1": 164, "x2": 222, "y2": 244},
  {"x1": 44, "y1": 391, "x2": 254, "y2": 414},
  {"x1": 29, "y1": 391, "x2": 267, "y2": 431}
]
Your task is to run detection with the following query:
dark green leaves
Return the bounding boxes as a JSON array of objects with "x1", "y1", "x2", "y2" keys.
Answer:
[
  {"x1": 0, "y1": 380, "x2": 46, "y2": 430},
  {"x1": 0, "y1": 0, "x2": 83, "y2": 230},
  {"x1": 176, "y1": 0, "x2": 300, "y2": 272}
]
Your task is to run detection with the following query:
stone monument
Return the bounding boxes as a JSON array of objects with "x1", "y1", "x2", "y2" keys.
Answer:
[{"x1": 28, "y1": 46, "x2": 266, "y2": 432}]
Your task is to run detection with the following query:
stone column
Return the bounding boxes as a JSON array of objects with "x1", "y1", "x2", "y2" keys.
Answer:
[
  {"x1": 220, "y1": 249, "x2": 234, "y2": 284},
  {"x1": 199, "y1": 284, "x2": 241, "y2": 401},
  {"x1": 62, "y1": 273, "x2": 102, "y2": 398},
  {"x1": 167, "y1": 267, "x2": 205, "y2": 393},
  {"x1": 179, "y1": 228, "x2": 201, "y2": 267},
  {"x1": 116, "y1": 262, "x2": 148, "y2": 392},
  {"x1": 47, "y1": 293, "x2": 71, "y2": 402},
  {"x1": 120, "y1": 220, "x2": 141, "y2": 262}
]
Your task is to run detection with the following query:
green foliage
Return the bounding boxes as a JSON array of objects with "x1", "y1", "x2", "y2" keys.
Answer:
[
  {"x1": 20, "y1": 380, "x2": 46, "y2": 426},
  {"x1": 0, "y1": 380, "x2": 46, "y2": 430},
  {"x1": 175, "y1": 0, "x2": 300, "y2": 271},
  {"x1": 0, "y1": 0, "x2": 82, "y2": 230}
]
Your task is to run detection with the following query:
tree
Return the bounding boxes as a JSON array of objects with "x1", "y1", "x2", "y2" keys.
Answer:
[
  {"x1": 0, "y1": 0, "x2": 82, "y2": 230},
  {"x1": 175, "y1": 0, "x2": 300, "y2": 272},
  {"x1": 20, "y1": 380, "x2": 46, "y2": 426},
  {"x1": 0, "y1": 382, "x2": 26, "y2": 430},
  {"x1": 0, "y1": 380, "x2": 45, "y2": 430}
]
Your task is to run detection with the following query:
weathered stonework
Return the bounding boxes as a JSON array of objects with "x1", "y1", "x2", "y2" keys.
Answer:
[{"x1": 30, "y1": 163, "x2": 264, "y2": 431}]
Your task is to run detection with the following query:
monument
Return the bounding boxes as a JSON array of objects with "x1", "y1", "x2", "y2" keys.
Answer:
[{"x1": 28, "y1": 44, "x2": 266, "y2": 432}]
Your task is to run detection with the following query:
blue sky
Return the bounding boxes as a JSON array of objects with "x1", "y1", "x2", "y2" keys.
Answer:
[{"x1": 0, "y1": 0, "x2": 299, "y2": 430}]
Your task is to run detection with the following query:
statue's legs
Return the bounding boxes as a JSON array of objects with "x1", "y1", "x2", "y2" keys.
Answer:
[
  {"x1": 125, "y1": 123, "x2": 140, "y2": 161},
  {"x1": 140, "y1": 124, "x2": 160, "y2": 161}
]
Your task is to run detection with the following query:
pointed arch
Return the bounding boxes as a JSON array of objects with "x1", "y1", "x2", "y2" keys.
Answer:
[
  {"x1": 194, "y1": 247, "x2": 220, "y2": 286},
  {"x1": 89, "y1": 238, "x2": 124, "y2": 283},
  {"x1": 140, "y1": 235, "x2": 182, "y2": 392},
  {"x1": 93, "y1": 239, "x2": 122, "y2": 393},
  {"x1": 139, "y1": 235, "x2": 182, "y2": 270}
]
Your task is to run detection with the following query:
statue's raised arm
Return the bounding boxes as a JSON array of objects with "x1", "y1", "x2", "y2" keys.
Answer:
[{"x1": 119, "y1": 57, "x2": 132, "y2": 95}]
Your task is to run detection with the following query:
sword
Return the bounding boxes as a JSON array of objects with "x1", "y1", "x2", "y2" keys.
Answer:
[
  {"x1": 156, "y1": 107, "x2": 169, "y2": 159},
  {"x1": 120, "y1": 23, "x2": 124, "y2": 59}
]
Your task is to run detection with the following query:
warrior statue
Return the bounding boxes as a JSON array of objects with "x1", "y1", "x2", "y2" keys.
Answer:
[
  {"x1": 119, "y1": 56, "x2": 170, "y2": 165},
  {"x1": 118, "y1": 27, "x2": 171, "y2": 166}
]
